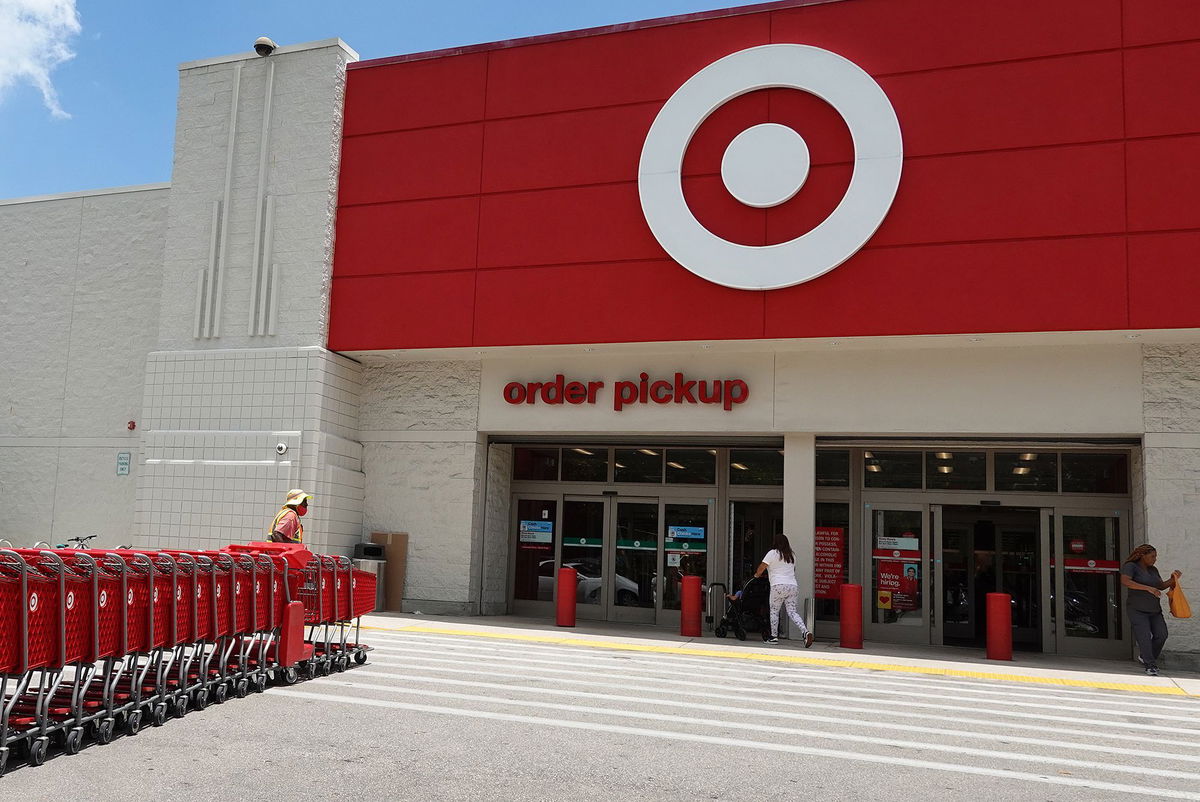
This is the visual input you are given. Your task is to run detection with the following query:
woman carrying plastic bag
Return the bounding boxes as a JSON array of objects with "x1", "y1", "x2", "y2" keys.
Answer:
[{"x1": 1120, "y1": 544, "x2": 1184, "y2": 677}]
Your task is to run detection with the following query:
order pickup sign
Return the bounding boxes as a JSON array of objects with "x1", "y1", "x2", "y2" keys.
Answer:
[{"x1": 502, "y1": 373, "x2": 750, "y2": 412}]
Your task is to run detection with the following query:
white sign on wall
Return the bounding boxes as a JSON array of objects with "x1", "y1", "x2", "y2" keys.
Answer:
[
  {"x1": 638, "y1": 44, "x2": 903, "y2": 291},
  {"x1": 116, "y1": 452, "x2": 131, "y2": 476}
]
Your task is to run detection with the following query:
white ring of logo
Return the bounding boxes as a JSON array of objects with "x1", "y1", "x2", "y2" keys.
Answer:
[
  {"x1": 638, "y1": 44, "x2": 903, "y2": 290},
  {"x1": 29, "y1": 592, "x2": 39, "y2": 612},
  {"x1": 127, "y1": 589, "x2": 134, "y2": 606},
  {"x1": 67, "y1": 591, "x2": 75, "y2": 610},
  {"x1": 100, "y1": 589, "x2": 108, "y2": 608}
]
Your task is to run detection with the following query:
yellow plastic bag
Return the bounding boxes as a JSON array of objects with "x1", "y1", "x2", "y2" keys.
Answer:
[{"x1": 1168, "y1": 581, "x2": 1192, "y2": 619}]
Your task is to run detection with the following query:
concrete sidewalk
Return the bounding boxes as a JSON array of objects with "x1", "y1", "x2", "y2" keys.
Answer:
[{"x1": 356, "y1": 612, "x2": 1200, "y2": 698}]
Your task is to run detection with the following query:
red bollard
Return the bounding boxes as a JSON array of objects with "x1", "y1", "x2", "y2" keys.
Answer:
[
  {"x1": 840, "y1": 583, "x2": 863, "y2": 649},
  {"x1": 556, "y1": 567, "x2": 577, "y2": 627},
  {"x1": 680, "y1": 575, "x2": 702, "y2": 637},
  {"x1": 986, "y1": 592, "x2": 1013, "y2": 661}
]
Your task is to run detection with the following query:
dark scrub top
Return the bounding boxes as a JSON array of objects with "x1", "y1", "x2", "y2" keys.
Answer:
[{"x1": 1121, "y1": 562, "x2": 1164, "y2": 613}]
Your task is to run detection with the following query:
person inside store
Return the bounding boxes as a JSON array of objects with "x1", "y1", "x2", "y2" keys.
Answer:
[
  {"x1": 753, "y1": 533, "x2": 814, "y2": 647},
  {"x1": 1120, "y1": 544, "x2": 1182, "y2": 676},
  {"x1": 267, "y1": 489, "x2": 313, "y2": 544}
]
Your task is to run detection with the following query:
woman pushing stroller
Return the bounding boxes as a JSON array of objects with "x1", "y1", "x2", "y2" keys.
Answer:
[{"x1": 754, "y1": 533, "x2": 814, "y2": 647}]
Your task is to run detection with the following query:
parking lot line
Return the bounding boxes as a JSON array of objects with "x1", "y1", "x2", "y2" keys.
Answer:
[{"x1": 359, "y1": 623, "x2": 1196, "y2": 697}]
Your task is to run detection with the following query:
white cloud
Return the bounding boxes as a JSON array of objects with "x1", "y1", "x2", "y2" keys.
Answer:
[{"x1": 0, "y1": 0, "x2": 81, "y2": 119}]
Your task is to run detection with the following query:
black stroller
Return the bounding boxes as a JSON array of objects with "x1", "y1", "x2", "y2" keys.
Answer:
[{"x1": 714, "y1": 576, "x2": 771, "y2": 641}]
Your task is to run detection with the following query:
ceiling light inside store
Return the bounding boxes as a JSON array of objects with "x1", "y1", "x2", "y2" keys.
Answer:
[
  {"x1": 638, "y1": 449, "x2": 659, "y2": 456},
  {"x1": 572, "y1": 448, "x2": 594, "y2": 456},
  {"x1": 935, "y1": 452, "x2": 952, "y2": 460},
  {"x1": 863, "y1": 451, "x2": 874, "y2": 459},
  {"x1": 1012, "y1": 466, "x2": 1031, "y2": 475},
  {"x1": 707, "y1": 449, "x2": 717, "y2": 455},
  {"x1": 667, "y1": 462, "x2": 685, "y2": 469},
  {"x1": 1019, "y1": 453, "x2": 1037, "y2": 461},
  {"x1": 731, "y1": 463, "x2": 748, "y2": 470},
  {"x1": 937, "y1": 466, "x2": 953, "y2": 473},
  {"x1": 615, "y1": 462, "x2": 625, "y2": 468},
  {"x1": 866, "y1": 464, "x2": 881, "y2": 472}
]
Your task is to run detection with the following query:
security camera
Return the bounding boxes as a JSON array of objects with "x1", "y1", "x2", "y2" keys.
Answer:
[
  {"x1": 275, "y1": 443, "x2": 288, "y2": 455},
  {"x1": 254, "y1": 37, "x2": 278, "y2": 57}
]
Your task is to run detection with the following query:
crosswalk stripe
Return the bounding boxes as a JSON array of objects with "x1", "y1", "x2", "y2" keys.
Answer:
[
  {"x1": 365, "y1": 629, "x2": 1199, "y2": 708},
  {"x1": 307, "y1": 676, "x2": 1200, "y2": 782},
  {"x1": 328, "y1": 668, "x2": 1200, "y2": 765},
  {"x1": 354, "y1": 663, "x2": 1200, "y2": 751},
  {"x1": 364, "y1": 640, "x2": 1200, "y2": 722},
  {"x1": 359, "y1": 646, "x2": 1200, "y2": 734},
  {"x1": 270, "y1": 688, "x2": 1200, "y2": 800},
  {"x1": 359, "y1": 624, "x2": 1195, "y2": 696}
]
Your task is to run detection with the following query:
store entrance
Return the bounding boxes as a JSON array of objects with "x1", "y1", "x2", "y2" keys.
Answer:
[
  {"x1": 511, "y1": 493, "x2": 713, "y2": 625},
  {"x1": 937, "y1": 505, "x2": 1042, "y2": 650}
]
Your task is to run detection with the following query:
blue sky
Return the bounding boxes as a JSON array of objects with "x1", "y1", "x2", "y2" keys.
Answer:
[{"x1": 0, "y1": 0, "x2": 740, "y2": 199}]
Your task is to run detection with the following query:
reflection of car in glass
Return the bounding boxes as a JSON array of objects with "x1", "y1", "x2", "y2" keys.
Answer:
[{"x1": 538, "y1": 560, "x2": 639, "y2": 605}]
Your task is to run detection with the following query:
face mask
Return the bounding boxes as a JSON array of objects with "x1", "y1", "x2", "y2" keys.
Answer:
[{"x1": 296, "y1": 505, "x2": 308, "y2": 517}]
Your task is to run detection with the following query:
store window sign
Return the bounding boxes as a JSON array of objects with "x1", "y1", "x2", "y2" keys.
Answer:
[
  {"x1": 876, "y1": 535, "x2": 919, "y2": 552},
  {"x1": 668, "y1": 526, "x2": 705, "y2": 539},
  {"x1": 814, "y1": 527, "x2": 845, "y2": 600},
  {"x1": 876, "y1": 561, "x2": 919, "y2": 611},
  {"x1": 503, "y1": 373, "x2": 749, "y2": 412},
  {"x1": 638, "y1": 44, "x2": 903, "y2": 291},
  {"x1": 519, "y1": 520, "x2": 553, "y2": 544}
]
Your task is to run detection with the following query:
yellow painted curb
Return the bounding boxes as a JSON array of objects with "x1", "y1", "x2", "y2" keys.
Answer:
[{"x1": 360, "y1": 623, "x2": 1198, "y2": 698}]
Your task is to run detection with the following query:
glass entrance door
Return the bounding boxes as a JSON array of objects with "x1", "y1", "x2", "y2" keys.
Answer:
[
  {"x1": 1054, "y1": 509, "x2": 1128, "y2": 658},
  {"x1": 612, "y1": 499, "x2": 658, "y2": 623},
  {"x1": 934, "y1": 505, "x2": 1042, "y2": 650},
  {"x1": 864, "y1": 503, "x2": 929, "y2": 644},
  {"x1": 561, "y1": 496, "x2": 660, "y2": 623}
]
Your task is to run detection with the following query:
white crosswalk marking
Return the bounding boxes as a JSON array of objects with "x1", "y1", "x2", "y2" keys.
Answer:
[{"x1": 269, "y1": 629, "x2": 1200, "y2": 800}]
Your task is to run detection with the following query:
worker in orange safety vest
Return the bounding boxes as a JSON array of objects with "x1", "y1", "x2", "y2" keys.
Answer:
[{"x1": 268, "y1": 489, "x2": 313, "y2": 543}]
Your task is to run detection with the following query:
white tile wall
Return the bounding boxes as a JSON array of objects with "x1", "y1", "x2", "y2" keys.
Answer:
[{"x1": 135, "y1": 346, "x2": 364, "y2": 555}]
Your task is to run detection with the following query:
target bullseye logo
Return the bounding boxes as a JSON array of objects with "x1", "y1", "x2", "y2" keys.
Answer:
[{"x1": 638, "y1": 44, "x2": 903, "y2": 290}]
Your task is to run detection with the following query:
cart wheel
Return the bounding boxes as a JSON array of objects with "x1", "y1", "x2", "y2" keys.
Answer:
[
  {"x1": 304, "y1": 662, "x2": 317, "y2": 680},
  {"x1": 354, "y1": 650, "x2": 368, "y2": 665},
  {"x1": 152, "y1": 703, "x2": 168, "y2": 727},
  {"x1": 333, "y1": 656, "x2": 347, "y2": 673},
  {"x1": 174, "y1": 695, "x2": 189, "y2": 718},
  {"x1": 0, "y1": 748, "x2": 8, "y2": 778},
  {"x1": 214, "y1": 684, "x2": 228, "y2": 705},
  {"x1": 235, "y1": 679, "x2": 249, "y2": 699},
  {"x1": 253, "y1": 674, "x2": 268, "y2": 693},
  {"x1": 282, "y1": 666, "x2": 299, "y2": 685},
  {"x1": 64, "y1": 728, "x2": 84, "y2": 755},
  {"x1": 193, "y1": 689, "x2": 209, "y2": 711},
  {"x1": 125, "y1": 711, "x2": 142, "y2": 736},
  {"x1": 734, "y1": 625, "x2": 747, "y2": 641},
  {"x1": 29, "y1": 737, "x2": 49, "y2": 767},
  {"x1": 715, "y1": 625, "x2": 727, "y2": 638},
  {"x1": 96, "y1": 718, "x2": 115, "y2": 745}
]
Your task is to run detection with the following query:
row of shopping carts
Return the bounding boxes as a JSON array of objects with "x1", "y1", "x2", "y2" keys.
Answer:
[{"x1": 0, "y1": 542, "x2": 376, "y2": 776}]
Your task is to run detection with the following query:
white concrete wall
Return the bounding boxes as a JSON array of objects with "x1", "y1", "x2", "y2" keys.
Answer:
[
  {"x1": 131, "y1": 41, "x2": 366, "y2": 556},
  {"x1": 359, "y1": 358, "x2": 487, "y2": 613},
  {"x1": 1140, "y1": 344, "x2": 1200, "y2": 666},
  {"x1": 0, "y1": 186, "x2": 168, "y2": 546},
  {"x1": 157, "y1": 41, "x2": 354, "y2": 352},
  {"x1": 134, "y1": 347, "x2": 363, "y2": 553}
]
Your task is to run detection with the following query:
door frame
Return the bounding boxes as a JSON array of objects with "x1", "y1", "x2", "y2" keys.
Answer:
[
  {"x1": 508, "y1": 493, "x2": 561, "y2": 618},
  {"x1": 863, "y1": 501, "x2": 931, "y2": 646},
  {"x1": 1052, "y1": 506, "x2": 1130, "y2": 659},
  {"x1": 932, "y1": 503, "x2": 1049, "y2": 649}
]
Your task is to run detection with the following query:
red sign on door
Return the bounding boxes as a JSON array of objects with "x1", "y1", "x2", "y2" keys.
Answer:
[
  {"x1": 814, "y1": 527, "x2": 845, "y2": 600},
  {"x1": 1069, "y1": 539, "x2": 1086, "y2": 554}
]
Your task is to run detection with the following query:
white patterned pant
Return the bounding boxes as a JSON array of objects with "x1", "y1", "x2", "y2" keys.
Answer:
[{"x1": 769, "y1": 584, "x2": 810, "y2": 638}]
